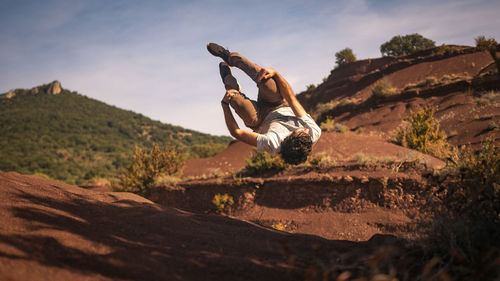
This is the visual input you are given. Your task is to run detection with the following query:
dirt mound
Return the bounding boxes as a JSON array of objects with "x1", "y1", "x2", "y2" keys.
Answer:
[
  {"x1": 299, "y1": 46, "x2": 500, "y2": 148},
  {"x1": 183, "y1": 131, "x2": 443, "y2": 178},
  {"x1": 2, "y1": 170, "x2": 412, "y2": 281}
]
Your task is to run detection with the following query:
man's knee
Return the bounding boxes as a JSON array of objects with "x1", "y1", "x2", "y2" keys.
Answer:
[{"x1": 228, "y1": 52, "x2": 243, "y2": 66}]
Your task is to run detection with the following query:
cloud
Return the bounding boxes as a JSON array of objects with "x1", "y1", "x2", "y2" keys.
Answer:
[{"x1": 1, "y1": 0, "x2": 499, "y2": 137}]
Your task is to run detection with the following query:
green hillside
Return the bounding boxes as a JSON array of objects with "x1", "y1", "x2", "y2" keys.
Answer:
[{"x1": 0, "y1": 81, "x2": 231, "y2": 184}]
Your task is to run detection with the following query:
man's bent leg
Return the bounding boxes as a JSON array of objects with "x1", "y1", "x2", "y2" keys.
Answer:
[
  {"x1": 229, "y1": 93, "x2": 259, "y2": 129},
  {"x1": 229, "y1": 52, "x2": 284, "y2": 105}
]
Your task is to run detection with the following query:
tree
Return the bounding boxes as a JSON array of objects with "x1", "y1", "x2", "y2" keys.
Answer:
[
  {"x1": 335, "y1": 48, "x2": 357, "y2": 66},
  {"x1": 380, "y1": 33, "x2": 436, "y2": 56}
]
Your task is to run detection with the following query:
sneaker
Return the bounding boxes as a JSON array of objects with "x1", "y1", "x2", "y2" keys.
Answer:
[
  {"x1": 219, "y1": 62, "x2": 241, "y2": 91},
  {"x1": 207, "y1": 43, "x2": 230, "y2": 63}
]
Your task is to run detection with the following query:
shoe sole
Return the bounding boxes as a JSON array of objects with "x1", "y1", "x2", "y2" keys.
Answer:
[
  {"x1": 207, "y1": 43, "x2": 229, "y2": 63},
  {"x1": 219, "y1": 62, "x2": 241, "y2": 91}
]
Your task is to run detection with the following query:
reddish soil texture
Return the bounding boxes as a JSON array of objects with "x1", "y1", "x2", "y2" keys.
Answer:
[
  {"x1": 183, "y1": 131, "x2": 444, "y2": 178},
  {"x1": 0, "y1": 171, "x2": 415, "y2": 281}
]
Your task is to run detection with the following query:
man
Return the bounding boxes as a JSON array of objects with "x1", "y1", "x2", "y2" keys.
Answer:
[{"x1": 207, "y1": 43, "x2": 321, "y2": 165}]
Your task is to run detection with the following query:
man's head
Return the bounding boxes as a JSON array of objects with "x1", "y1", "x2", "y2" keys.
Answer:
[{"x1": 280, "y1": 128, "x2": 313, "y2": 165}]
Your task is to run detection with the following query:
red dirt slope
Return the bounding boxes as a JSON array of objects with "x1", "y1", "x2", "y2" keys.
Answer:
[
  {"x1": 299, "y1": 46, "x2": 500, "y2": 148},
  {"x1": 1, "y1": 170, "x2": 409, "y2": 281},
  {"x1": 183, "y1": 131, "x2": 444, "y2": 178}
]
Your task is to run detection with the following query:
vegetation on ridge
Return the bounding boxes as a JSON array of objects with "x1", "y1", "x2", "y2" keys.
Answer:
[
  {"x1": 335, "y1": 47, "x2": 357, "y2": 67},
  {"x1": 380, "y1": 33, "x2": 436, "y2": 56},
  {"x1": 0, "y1": 83, "x2": 231, "y2": 184}
]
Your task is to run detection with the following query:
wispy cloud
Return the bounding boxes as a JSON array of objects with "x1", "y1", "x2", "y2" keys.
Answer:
[{"x1": 1, "y1": 0, "x2": 499, "y2": 136}]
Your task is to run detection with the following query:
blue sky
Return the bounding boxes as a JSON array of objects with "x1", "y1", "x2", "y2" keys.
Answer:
[{"x1": 1, "y1": 0, "x2": 499, "y2": 136}]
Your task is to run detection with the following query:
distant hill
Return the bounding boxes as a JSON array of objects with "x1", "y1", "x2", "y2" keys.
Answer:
[
  {"x1": 298, "y1": 45, "x2": 500, "y2": 148},
  {"x1": 0, "y1": 81, "x2": 231, "y2": 184}
]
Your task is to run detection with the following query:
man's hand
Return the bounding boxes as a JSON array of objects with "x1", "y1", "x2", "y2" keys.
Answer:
[
  {"x1": 222, "y1": 89, "x2": 238, "y2": 105},
  {"x1": 256, "y1": 68, "x2": 278, "y2": 84}
]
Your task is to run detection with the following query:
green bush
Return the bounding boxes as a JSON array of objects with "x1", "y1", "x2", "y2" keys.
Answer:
[
  {"x1": 371, "y1": 80, "x2": 397, "y2": 100},
  {"x1": 308, "y1": 153, "x2": 335, "y2": 168},
  {"x1": 335, "y1": 48, "x2": 357, "y2": 66},
  {"x1": 244, "y1": 149, "x2": 286, "y2": 175},
  {"x1": 475, "y1": 35, "x2": 497, "y2": 49},
  {"x1": 319, "y1": 117, "x2": 336, "y2": 131},
  {"x1": 212, "y1": 193, "x2": 234, "y2": 211},
  {"x1": 449, "y1": 137, "x2": 500, "y2": 189},
  {"x1": 489, "y1": 47, "x2": 500, "y2": 77},
  {"x1": 118, "y1": 143, "x2": 184, "y2": 196},
  {"x1": 437, "y1": 44, "x2": 460, "y2": 55},
  {"x1": 306, "y1": 84, "x2": 316, "y2": 91},
  {"x1": 396, "y1": 106, "x2": 450, "y2": 159},
  {"x1": 380, "y1": 33, "x2": 436, "y2": 56},
  {"x1": 427, "y1": 138, "x2": 500, "y2": 278}
]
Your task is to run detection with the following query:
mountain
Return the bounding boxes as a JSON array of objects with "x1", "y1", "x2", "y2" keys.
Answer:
[{"x1": 0, "y1": 81, "x2": 232, "y2": 184}]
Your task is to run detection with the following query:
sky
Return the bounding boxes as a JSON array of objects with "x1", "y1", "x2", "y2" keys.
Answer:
[{"x1": 1, "y1": 0, "x2": 499, "y2": 136}]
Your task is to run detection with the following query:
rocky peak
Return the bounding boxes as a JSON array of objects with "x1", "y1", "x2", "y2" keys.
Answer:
[
  {"x1": 48, "y1": 80, "x2": 61, "y2": 95},
  {"x1": 5, "y1": 90, "x2": 16, "y2": 99}
]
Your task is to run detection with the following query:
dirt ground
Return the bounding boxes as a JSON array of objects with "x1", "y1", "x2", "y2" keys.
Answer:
[{"x1": 0, "y1": 171, "x2": 415, "y2": 281}]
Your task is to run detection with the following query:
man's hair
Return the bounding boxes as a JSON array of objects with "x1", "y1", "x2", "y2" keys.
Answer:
[{"x1": 280, "y1": 134, "x2": 313, "y2": 165}]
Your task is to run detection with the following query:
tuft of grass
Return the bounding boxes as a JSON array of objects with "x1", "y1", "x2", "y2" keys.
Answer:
[
  {"x1": 371, "y1": 80, "x2": 397, "y2": 100},
  {"x1": 320, "y1": 117, "x2": 335, "y2": 131},
  {"x1": 244, "y1": 149, "x2": 286, "y2": 175},
  {"x1": 307, "y1": 152, "x2": 336, "y2": 168},
  {"x1": 315, "y1": 101, "x2": 339, "y2": 116},
  {"x1": 271, "y1": 221, "x2": 287, "y2": 231},
  {"x1": 154, "y1": 174, "x2": 182, "y2": 187},
  {"x1": 319, "y1": 118, "x2": 349, "y2": 133},
  {"x1": 474, "y1": 90, "x2": 500, "y2": 106},
  {"x1": 437, "y1": 44, "x2": 460, "y2": 55},
  {"x1": 212, "y1": 193, "x2": 234, "y2": 212}
]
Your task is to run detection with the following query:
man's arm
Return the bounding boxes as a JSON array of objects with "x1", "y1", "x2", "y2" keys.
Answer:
[
  {"x1": 221, "y1": 90, "x2": 259, "y2": 146},
  {"x1": 256, "y1": 68, "x2": 307, "y2": 118}
]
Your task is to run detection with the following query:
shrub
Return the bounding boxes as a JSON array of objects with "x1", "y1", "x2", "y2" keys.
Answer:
[
  {"x1": 448, "y1": 137, "x2": 500, "y2": 190},
  {"x1": 212, "y1": 193, "x2": 234, "y2": 211},
  {"x1": 119, "y1": 144, "x2": 184, "y2": 196},
  {"x1": 437, "y1": 44, "x2": 459, "y2": 55},
  {"x1": 475, "y1": 35, "x2": 497, "y2": 49},
  {"x1": 474, "y1": 90, "x2": 500, "y2": 106},
  {"x1": 335, "y1": 48, "x2": 357, "y2": 66},
  {"x1": 380, "y1": 33, "x2": 436, "y2": 56},
  {"x1": 396, "y1": 106, "x2": 450, "y2": 159},
  {"x1": 307, "y1": 152, "x2": 335, "y2": 168},
  {"x1": 244, "y1": 149, "x2": 286, "y2": 175},
  {"x1": 371, "y1": 80, "x2": 397, "y2": 100},
  {"x1": 315, "y1": 101, "x2": 338, "y2": 115},
  {"x1": 306, "y1": 84, "x2": 316, "y2": 91},
  {"x1": 319, "y1": 117, "x2": 336, "y2": 131},
  {"x1": 427, "y1": 138, "x2": 500, "y2": 278},
  {"x1": 489, "y1": 47, "x2": 500, "y2": 77}
]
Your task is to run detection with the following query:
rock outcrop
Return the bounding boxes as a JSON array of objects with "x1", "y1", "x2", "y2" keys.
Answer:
[
  {"x1": 48, "y1": 80, "x2": 61, "y2": 95},
  {"x1": 5, "y1": 90, "x2": 16, "y2": 99}
]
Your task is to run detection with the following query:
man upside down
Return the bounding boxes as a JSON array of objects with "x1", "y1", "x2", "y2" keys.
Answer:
[{"x1": 207, "y1": 43, "x2": 321, "y2": 165}]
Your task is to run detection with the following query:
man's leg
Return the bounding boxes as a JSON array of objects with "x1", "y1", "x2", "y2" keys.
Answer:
[
  {"x1": 228, "y1": 52, "x2": 284, "y2": 105},
  {"x1": 219, "y1": 62, "x2": 259, "y2": 129}
]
